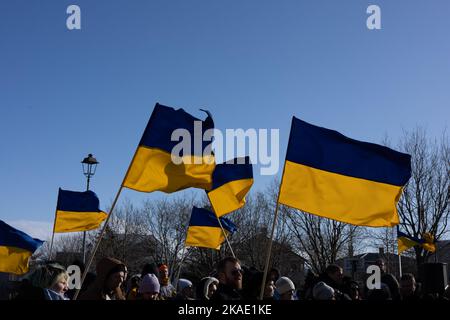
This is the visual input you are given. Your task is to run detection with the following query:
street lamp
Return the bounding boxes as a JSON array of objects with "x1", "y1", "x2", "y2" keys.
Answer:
[
  {"x1": 81, "y1": 153, "x2": 99, "y2": 264},
  {"x1": 81, "y1": 154, "x2": 99, "y2": 191}
]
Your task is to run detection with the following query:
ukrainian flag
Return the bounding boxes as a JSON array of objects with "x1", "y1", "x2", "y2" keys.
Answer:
[
  {"x1": 55, "y1": 188, "x2": 108, "y2": 233},
  {"x1": 397, "y1": 230, "x2": 421, "y2": 254},
  {"x1": 421, "y1": 232, "x2": 436, "y2": 253},
  {"x1": 123, "y1": 103, "x2": 216, "y2": 193},
  {"x1": 397, "y1": 229, "x2": 436, "y2": 254},
  {"x1": 185, "y1": 207, "x2": 237, "y2": 250},
  {"x1": 0, "y1": 220, "x2": 44, "y2": 275},
  {"x1": 207, "y1": 157, "x2": 253, "y2": 217},
  {"x1": 279, "y1": 117, "x2": 411, "y2": 227}
]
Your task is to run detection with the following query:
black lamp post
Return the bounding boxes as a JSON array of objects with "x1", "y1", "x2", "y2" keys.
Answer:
[
  {"x1": 81, "y1": 153, "x2": 99, "y2": 264},
  {"x1": 82, "y1": 154, "x2": 99, "y2": 191}
]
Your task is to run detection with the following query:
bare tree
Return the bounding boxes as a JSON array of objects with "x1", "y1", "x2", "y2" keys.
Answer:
[
  {"x1": 141, "y1": 194, "x2": 198, "y2": 279},
  {"x1": 284, "y1": 206, "x2": 363, "y2": 274},
  {"x1": 396, "y1": 128, "x2": 450, "y2": 267}
]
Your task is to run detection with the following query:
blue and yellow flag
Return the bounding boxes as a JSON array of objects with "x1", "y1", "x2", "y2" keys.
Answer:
[
  {"x1": 207, "y1": 157, "x2": 253, "y2": 217},
  {"x1": 123, "y1": 103, "x2": 216, "y2": 193},
  {"x1": 55, "y1": 188, "x2": 108, "y2": 233},
  {"x1": 397, "y1": 228, "x2": 436, "y2": 254},
  {"x1": 397, "y1": 230, "x2": 421, "y2": 254},
  {"x1": 421, "y1": 232, "x2": 436, "y2": 253},
  {"x1": 185, "y1": 207, "x2": 237, "y2": 250},
  {"x1": 279, "y1": 117, "x2": 412, "y2": 227},
  {"x1": 0, "y1": 220, "x2": 44, "y2": 275}
]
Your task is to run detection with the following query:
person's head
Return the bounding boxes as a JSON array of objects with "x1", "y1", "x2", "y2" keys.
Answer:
[
  {"x1": 264, "y1": 280, "x2": 275, "y2": 298},
  {"x1": 158, "y1": 264, "x2": 169, "y2": 279},
  {"x1": 97, "y1": 257, "x2": 127, "y2": 294},
  {"x1": 130, "y1": 275, "x2": 141, "y2": 288},
  {"x1": 313, "y1": 281, "x2": 335, "y2": 300},
  {"x1": 196, "y1": 277, "x2": 219, "y2": 300},
  {"x1": 50, "y1": 270, "x2": 69, "y2": 294},
  {"x1": 348, "y1": 281, "x2": 360, "y2": 300},
  {"x1": 275, "y1": 277, "x2": 296, "y2": 300},
  {"x1": 206, "y1": 277, "x2": 219, "y2": 299},
  {"x1": 269, "y1": 268, "x2": 280, "y2": 282},
  {"x1": 28, "y1": 262, "x2": 68, "y2": 294},
  {"x1": 141, "y1": 262, "x2": 160, "y2": 279},
  {"x1": 400, "y1": 273, "x2": 416, "y2": 298},
  {"x1": 325, "y1": 264, "x2": 344, "y2": 285},
  {"x1": 139, "y1": 273, "x2": 160, "y2": 300},
  {"x1": 375, "y1": 259, "x2": 386, "y2": 273},
  {"x1": 177, "y1": 278, "x2": 194, "y2": 298},
  {"x1": 216, "y1": 257, "x2": 243, "y2": 290}
]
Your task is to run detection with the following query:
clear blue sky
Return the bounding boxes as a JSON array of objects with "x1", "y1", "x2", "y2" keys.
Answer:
[{"x1": 1, "y1": 1, "x2": 449, "y2": 239}]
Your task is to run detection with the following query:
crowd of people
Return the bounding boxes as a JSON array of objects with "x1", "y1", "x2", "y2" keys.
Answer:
[{"x1": 7, "y1": 256, "x2": 450, "y2": 301}]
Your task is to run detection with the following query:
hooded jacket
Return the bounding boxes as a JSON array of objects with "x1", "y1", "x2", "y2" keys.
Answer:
[{"x1": 79, "y1": 257, "x2": 126, "y2": 300}]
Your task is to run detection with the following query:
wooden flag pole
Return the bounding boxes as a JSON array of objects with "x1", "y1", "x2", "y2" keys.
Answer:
[
  {"x1": 259, "y1": 162, "x2": 287, "y2": 301},
  {"x1": 174, "y1": 245, "x2": 188, "y2": 288},
  {"x1": 216, "y1": 217, "x2": 236, "y2": 258},
  {"x1": 48, "y1": 203, "x2": 59, "y2": 261},
  {"x1": 72, "y1": 185, "x2": 124, "y2": 300}
]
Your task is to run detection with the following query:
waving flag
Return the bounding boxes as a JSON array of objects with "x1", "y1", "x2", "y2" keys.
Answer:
[
  {"x1": 123, "y1": 103, "x2": 215, "y2": 193},
  {"x1": 185, "y1": 207, "x2": 237, "y2": 250},
  {"x1": 279, "y1": 117, "x2": 411, "y2": 227},
  {"x1": 207, "y1": 157, "x2": 253, "y2": 217},
  {"x1": 397, "y1": 228, "x2": 436, "y2": 254},
  {"x1": 0, "y1": 220, "x2": 44, "y2": 274},
  {"x1": 55, "y1": 188, "x2": 108, "y2": 233}
]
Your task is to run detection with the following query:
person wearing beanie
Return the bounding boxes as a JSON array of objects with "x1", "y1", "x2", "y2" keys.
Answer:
[
  {"x1": 158, "y1": 264, "x2": 176, "y2": 299},
  {"x1": 196, "y1": 277, "x2": 219, "y2": 300},
  {"x1": 138, "y1": 273, "x2": 161, "y2": 300},
  {"x1": 275, "y1": 276, "x2": 296, "y2": 300},
  {"x1": 313, "y1": 281, "x2": 335, "y2": 300},
  {"x1": 175, "y1": 278, "x2": 194, "y2": 300}
]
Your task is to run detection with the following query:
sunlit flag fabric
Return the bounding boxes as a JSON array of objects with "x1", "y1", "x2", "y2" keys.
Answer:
[
  {"x1": 185, "y1": 207, "x2": 237, "y2": 250},
  {"x1": 207, "y1": 157, "x2": 253, "y2": 217},
  {"x1": 54, "y1": 188, "x2": 108, "y2": 233},
  {"x1": 123, "y1": 103, "x2": 216, "y2": 193},
  {"x1": 0, "y1": 220, "x2": 44, "y2": 274},
  {"x1": 397, "y1": 228, "x2": 436, "y2": 254},
  {"x1": 279, "y1": 117, "x2": 412, "y2": 227}
]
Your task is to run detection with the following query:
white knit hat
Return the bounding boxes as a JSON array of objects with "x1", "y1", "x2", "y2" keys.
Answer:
[{"x1": 275, "y1": 277, "x2": 295, "y2": 295}]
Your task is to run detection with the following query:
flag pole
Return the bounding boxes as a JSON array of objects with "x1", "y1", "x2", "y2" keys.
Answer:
[
  {"x1": 49, "y1": 204, "x2": 58, "y2": 261},
  {"x1": 174, "y1": 245, "x2": 188, "y2": 287},
  {"x1": 73, "y1": 144, "x2": 141, "y2": 300},
  {"x1": 259, "y1": 162, "x2": 287, "y2": 300},
  {"x1": 72, "y1": 185, "x2": 124, "y2": 300},
  {"x1": 398, "y1": 253, "x2": 402, "y2": 278},
  {"x1": 216, "y1": 217, "x2": 236, "y2": 258}
]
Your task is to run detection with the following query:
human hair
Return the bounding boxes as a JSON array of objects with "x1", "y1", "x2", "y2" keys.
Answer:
[
  {"x1": 28, "y1": 262, "x2": 67, "y2": 289},
  {"x1": 51, "y1": 270, "x2": 69, "y2": 288},
  {"x1": 216, "y1": 257, "x2": 240, "y2": 274},
  {"x1": 325, "y1": 264, "x2": 342, "y2": 274}
]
